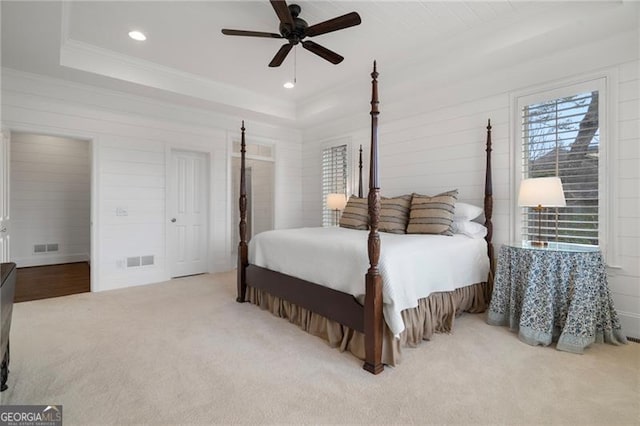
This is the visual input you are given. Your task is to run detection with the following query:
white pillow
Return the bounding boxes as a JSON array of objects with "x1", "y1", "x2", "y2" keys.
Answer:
[
  {"x1": 454, "y1": 202, "x2": 483, "y2": 221},
  {"x1": 452, "y1": 220, "x2": 487, "y2": 239}
]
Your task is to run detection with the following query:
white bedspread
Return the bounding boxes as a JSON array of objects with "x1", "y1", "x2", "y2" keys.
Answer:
[{"x1": 249, "y1": 227, "x2": 489, "y2": 336}]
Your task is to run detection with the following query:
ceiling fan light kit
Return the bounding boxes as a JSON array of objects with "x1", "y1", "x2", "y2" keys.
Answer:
[{"x1": 221, "y1": 0, "x2": 361, "y2": 68}]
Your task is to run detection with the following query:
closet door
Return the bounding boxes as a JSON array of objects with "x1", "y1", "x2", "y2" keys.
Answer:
[{"x1": 168, "y1": 150, "x2": 209, "y2": 278}]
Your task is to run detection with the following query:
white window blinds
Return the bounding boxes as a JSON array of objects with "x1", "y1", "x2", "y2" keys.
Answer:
[
  {"x1": 521, "y1": 90, "x2": 600, "y2": 245},
  {"x1": 322, "y1": 144, "x2": 348, "y2": 227}
]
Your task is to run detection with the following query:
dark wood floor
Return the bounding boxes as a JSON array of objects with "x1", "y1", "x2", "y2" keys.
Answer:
[{"x1": 15, "y1": 262, "x2": 90, "y2": 303}]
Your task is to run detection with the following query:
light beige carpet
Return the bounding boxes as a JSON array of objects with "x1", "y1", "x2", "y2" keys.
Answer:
[{"x1": 1, "y1": 271, "x2": 638, "y2": 425}]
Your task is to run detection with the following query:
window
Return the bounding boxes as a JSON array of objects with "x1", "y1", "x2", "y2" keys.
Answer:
[
  {"x1": 517, "y1": 79, "x2": 605, "y2": 246},
  {"x1": 322, "y1": 144, "x2": 348, "y2": 227}
]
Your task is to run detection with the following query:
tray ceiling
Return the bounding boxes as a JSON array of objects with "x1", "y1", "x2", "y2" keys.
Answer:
[{"x1": 1, "y1": 1, "x2": 629, "y2": 124}]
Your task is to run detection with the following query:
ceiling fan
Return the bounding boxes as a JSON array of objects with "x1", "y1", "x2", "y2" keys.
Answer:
[{"x1": 221, "y1": 0, "x2": 361, "y2": 67}]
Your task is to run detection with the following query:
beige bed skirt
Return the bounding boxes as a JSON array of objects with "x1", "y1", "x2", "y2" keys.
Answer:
[{"x1": 246, "y1": 280, "x2": 492, "y2": 366}]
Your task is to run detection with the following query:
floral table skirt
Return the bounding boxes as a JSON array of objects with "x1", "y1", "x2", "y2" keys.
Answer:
[{"x1": 487, "y1": 244, "x2": 627, "y2": 353}]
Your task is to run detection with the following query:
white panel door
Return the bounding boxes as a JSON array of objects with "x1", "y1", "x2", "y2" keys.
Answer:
[
  {"x1": 0, "y1": 132, "x2": 10, "y2": 262},
  {"x1": 169, "y1": 150, "x2": 208, "y2": 278}
]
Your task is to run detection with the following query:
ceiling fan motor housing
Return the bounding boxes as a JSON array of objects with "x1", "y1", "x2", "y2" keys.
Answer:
[
  {"x1": 221, "y1": 1, "x2": 362, "y2": 67},
  {"x1": 280, "y1": 4, "x2": 307, "y2": 43}
]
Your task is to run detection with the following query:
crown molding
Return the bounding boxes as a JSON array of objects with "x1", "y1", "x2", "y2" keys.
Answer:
[
  {"x1": 59, "y1": 38, "x2": 296, "y2": 122},
  {"x1": 1, "y1": 67, "x2": 303, "y2": 143}
]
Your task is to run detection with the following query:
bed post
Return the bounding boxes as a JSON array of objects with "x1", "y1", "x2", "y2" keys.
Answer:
[
  {"x1": 484, "y1": 119, "x2": 495, "y2": 279},
  {"x1": 363, "y1": 61, "x2": 384, "y2": 375},
  {"x1": 358, "y1": 145, "x2": 363, "y2": 198},
  {"x1": 237, "y1": 121, "x2": 248, "y2": 303}
]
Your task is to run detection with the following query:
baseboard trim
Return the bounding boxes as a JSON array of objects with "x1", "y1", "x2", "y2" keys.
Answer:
[
  {"x1": 617, "y1": 311, "x2": 640, "y2": 341},
  {"x1": 14, "y1": 254, "x2": 90, "y2": 268}
]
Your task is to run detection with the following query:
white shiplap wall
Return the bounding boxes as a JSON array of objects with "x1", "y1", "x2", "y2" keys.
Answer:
[
  {"x1": 610, "y1": 60, "x2": 640, "y2": 333},
  {"x1": 1, "y1": 70, "x2": 303, "y2": 291},
  {"x1": 302, "y1": 39, "x2": 639, "y2": 336},
  {"x1": 98, "y1": 136, "x2": 169, "y2": 287},
  {"x1": 10, "y1": 133, "x2": 90, "y2": 267}
]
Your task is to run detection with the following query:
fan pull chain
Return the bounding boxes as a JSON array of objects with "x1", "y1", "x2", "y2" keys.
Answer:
[{"x1": 293, "y1": 45, "x2": 297, "y2": 85}]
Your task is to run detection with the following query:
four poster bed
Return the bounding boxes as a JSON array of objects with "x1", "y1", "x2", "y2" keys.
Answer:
[{"x1": 236, "y1": 62, "x2": 495, "y2": 374}]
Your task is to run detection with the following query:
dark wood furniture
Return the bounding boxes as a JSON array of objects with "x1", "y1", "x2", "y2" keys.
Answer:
[
  {"x1": 236, "y1": 62, "x2": 494, "y2": 374},
  {"x1": 1, "y1": 262, "x2": 16, "y2": 391}
]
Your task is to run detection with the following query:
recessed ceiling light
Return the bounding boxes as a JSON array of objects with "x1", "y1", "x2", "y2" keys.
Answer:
[
  {"x1": 128, "y1": 30, "x2": 146, "y2": 41},
  {"x1": 283, "y1": 81, "x2": 295, "y2": 89}
]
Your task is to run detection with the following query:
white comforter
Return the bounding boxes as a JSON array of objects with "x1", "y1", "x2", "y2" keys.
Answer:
[{"x1": 249, "y1": 227, "x2": 489, "y2": 336}]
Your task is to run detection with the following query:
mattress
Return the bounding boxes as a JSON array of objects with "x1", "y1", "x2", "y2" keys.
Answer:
[{"x1": 249, "y1": 226, "x2": 490, "y2": 336}]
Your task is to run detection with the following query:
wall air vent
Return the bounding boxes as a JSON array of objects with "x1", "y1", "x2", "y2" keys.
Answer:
[
  {"x1": 140, "y1": 255, "x2": 154, "y2": 266},
  {"x1": 34, "y1": 243, "x2": 60, "y2": 253},
  {"x1": 126, "y1": 255, "x2": 155, "y2": 268}
]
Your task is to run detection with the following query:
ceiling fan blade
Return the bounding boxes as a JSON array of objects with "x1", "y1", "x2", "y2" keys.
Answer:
[
  {"x1": 269, "y1": 43, "x2": 293, "y2": 67},
  {"x1": 270, "y1": 0, "x2": 294, "y2": 27},
  {"x1": 221, "y1": 29, "x2": 283, "y2": 39},
  {"x1": 306, "y1": 12, "x2": 361, "y2": 37},
  {"x1": 301, "y1": 40, "x2": 344, "y2": 65}
]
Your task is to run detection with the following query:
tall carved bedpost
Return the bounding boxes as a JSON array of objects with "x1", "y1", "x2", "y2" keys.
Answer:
[
  {"x1": 364, "y1": 61, "x2": 384, "y2": 375},
  {"x1": 358, "y1": 145, "x2": 363, "y2": 198},
  {"x1": 484, "y1": 119, "x2": 495, "y2": 280},
  {"x1": 237, "y1": 121, "x2": 248, "y2": 303}
]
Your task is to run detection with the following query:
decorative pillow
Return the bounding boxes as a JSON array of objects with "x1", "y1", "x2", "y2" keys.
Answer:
[
  {"x1": 406, "y1": 190, "x2": 458, "y2": 235},
  {"x1": 454, "y1": 202, "x2": 484, "y2": 221},
  {"x1": 452, "y1": 220, "x2": 487, "y2": 239},
  {"x1": 379, "y1": 195, "x2": 412, "y2": 234},
  {"x1": 339, "y1": 196, "x2": 368, "y2": 230}
]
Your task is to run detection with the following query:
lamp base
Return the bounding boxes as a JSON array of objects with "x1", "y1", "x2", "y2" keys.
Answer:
[{"x1": 530, "y1": 241, "x2": 548, "y2": 247}]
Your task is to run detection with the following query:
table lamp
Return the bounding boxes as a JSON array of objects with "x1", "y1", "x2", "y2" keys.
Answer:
[
  {"x1": 327, "y1": 193, "x2": 347, "y2": 226},
  {"x1": 518, "y1": 177, "x2": 566, "y2": 247}
]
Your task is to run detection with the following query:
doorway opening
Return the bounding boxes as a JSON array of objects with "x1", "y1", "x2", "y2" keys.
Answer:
[
  {"x1": 10, "y1": 132, "x2": 91, "y2": 301},
  {"x1": 231, "y1": 140, "x2": 275, "y2": 260}
]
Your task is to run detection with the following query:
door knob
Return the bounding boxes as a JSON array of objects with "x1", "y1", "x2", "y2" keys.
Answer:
[
  {"x1": 170, "y1": 218, "x2": 176, "y2": 223},
  {"x1": 0, "y1": 226, "x2": 6, "y2": 233}
]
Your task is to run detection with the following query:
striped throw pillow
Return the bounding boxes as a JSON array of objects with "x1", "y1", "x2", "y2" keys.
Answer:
[
  {"x1": 406, "y1": 190, "x2": 458, "y2": 235},
  {"x1": 339, "y1": 196, "x2": 368, "y2": 230},
  {"x1": 379, "y1": 195, "x2": 412, "y2": 234}
]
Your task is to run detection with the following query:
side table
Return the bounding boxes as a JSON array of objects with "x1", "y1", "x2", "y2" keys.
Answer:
[{"x1": 487, "y1": 241, "x2": 627, "y2": 353}]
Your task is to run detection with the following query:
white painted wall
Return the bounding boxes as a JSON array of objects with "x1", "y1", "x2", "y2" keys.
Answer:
[
  {"x1": 1, "y1": 70, "x2": 303, "y2": 292},
  {"x1": 10, "y1": 133, "x2": 90, "y2": 267},
  {"x1": 301, "y1": 27, "x2": 639, "y2": 337}
]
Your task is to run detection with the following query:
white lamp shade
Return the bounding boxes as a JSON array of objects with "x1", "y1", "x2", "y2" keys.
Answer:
[
  {"x1": 518, "y1": 177, "x2": 566, "y2": 207},
  {"x1": 327, "y1": 193, "x2": 347, "y2": 210}
]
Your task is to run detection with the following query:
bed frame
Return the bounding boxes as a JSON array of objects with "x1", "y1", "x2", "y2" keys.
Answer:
[{"x1": 236, "y1": 62, "x2": 494, "y2": 374}]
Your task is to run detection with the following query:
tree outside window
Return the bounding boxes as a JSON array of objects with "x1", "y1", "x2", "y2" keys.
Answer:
[{"x1": 522, "y1": 90, "x2": 600, "y2": 246}]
